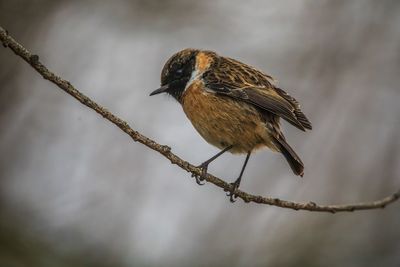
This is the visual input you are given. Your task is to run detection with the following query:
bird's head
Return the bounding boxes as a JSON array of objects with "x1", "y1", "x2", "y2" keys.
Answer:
[{"x1": 150, "y1": 48, "x2": 200, "y2": 102}]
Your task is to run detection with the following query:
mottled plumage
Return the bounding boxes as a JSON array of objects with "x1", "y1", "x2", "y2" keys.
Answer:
[{"x1": 150, "y1": 49, "x2": 312, "y2": 201}]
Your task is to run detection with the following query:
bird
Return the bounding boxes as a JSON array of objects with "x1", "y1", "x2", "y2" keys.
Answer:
[{"x1": 150, "y1": 48, "x2": 312, "y2": 202}]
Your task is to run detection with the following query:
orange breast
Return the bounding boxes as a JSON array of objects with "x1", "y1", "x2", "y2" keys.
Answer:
[{"x1": 181, "y1": 80, "x2": 275, "y2": 153}]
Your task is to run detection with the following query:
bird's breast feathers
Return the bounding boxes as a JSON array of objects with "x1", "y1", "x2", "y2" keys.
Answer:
[{"x1": 181, "y1": 80, "x2": 276, "y2": 153}]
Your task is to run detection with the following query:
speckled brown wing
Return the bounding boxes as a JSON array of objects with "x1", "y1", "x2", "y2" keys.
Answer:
[
  {"x1": 274, "y1": 87, "x2": 312, "y2": 130},
  {"x1": 203, "y1": 56, "x2": 312, "y2": 131}
]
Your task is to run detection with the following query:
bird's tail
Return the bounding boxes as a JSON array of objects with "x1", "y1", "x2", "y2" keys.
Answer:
[{"x1": 273, "y1": 136, "x2": 304, "y2": 177}]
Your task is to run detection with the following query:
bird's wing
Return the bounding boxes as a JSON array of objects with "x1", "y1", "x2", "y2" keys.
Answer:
[{"x1": 203, "y1": 57, "x2": 312, "y2": 131}]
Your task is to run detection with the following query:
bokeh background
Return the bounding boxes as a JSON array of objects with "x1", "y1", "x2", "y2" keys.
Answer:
[{"x1": 1, "y1": 0, "x2": 400, "y2": 266}]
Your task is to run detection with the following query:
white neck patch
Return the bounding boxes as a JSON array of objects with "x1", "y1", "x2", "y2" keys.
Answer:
[{"x1": 184, "y1": 68, "x2": 201, "y2": 91}]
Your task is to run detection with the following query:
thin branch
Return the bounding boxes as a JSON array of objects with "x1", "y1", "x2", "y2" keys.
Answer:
[{"x1": 1, "y1": 26, "x2": 399, "y2": 213}]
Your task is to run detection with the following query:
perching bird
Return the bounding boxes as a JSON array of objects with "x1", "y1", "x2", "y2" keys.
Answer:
[{"x1": 150, "y1": 49, "x2": 312, "y2": 201}]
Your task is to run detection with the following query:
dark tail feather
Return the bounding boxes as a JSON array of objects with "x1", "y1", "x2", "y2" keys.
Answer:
[{"x1": 274, "y1": 136, "x2": 304, "y2": 177}]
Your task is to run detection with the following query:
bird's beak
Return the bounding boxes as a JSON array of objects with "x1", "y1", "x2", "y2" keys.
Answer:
[{"x1": 149, "y1": 84, "x2": 169, "y2": 96}]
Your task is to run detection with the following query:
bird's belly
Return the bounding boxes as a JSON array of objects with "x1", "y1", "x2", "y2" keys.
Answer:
[{"x1": 182, "y1": 82, "x2": 274, "y2": 153}]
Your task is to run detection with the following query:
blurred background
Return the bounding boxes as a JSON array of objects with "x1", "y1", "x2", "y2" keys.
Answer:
[{"x1": 1, "y1": 0, "x2": 400, "y2": 266}]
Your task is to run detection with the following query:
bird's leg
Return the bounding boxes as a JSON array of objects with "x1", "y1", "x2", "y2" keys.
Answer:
[
  {"x1": 192, "y1": 145, "x2": 233, "y2": 185},
  {"x1": 226, "y1": 151, "x2": 251, "y2": 202}
]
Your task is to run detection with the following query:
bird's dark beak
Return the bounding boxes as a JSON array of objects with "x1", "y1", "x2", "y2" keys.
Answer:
[{"x1": 149, "y1": 84, "x2": 169, "y2": 96}]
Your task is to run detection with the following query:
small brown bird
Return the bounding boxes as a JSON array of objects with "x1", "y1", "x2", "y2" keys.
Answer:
[{"x1": 150, "y1": 49, "x2": 311, "y2": 201}]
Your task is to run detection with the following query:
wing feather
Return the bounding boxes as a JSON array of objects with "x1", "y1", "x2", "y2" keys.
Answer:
[{"x1": 203, "y1": 56, "x2": 312, "y2": 131}]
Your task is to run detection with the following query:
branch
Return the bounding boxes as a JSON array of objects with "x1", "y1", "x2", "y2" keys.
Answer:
[{"x1": 1, "y1": 26, "x2": 399, "y2": 213}]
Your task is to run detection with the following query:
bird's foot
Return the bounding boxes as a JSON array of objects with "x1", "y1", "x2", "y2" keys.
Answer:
[
  {"x1": 192, "y1": 162, "x2": 209, "y2": 185},
  {"x1": 225, "y1": 179, "x2": 241, "y2": 202}
]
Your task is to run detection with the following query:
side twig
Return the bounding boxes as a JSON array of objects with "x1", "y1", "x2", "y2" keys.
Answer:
[{"x1": 1, "y1": 26, "x2": 399, "y2": 213}]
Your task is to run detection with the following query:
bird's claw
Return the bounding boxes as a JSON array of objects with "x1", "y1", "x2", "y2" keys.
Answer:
[
  {"x1": 225, "y1": 181, "x2": 239, "y2": 202},
  {"x1": 192, "y1": 163, "x2": 209, "y2": 185},
  {"x1": 192, "y1": 172, "x2": 205, "y2": 185}
]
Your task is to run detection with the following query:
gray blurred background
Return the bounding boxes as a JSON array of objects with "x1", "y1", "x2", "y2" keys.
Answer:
[{"x1": 1, "y1": 0, "x2": 400, "y2": 266}]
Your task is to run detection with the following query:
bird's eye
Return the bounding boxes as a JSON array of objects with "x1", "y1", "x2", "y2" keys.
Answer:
[{"x1": 176, "y1": 68, "x2": 183, "y2": 74}]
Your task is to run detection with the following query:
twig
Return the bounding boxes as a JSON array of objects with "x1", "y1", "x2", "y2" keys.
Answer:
[{"x1": 1, "y1": 26, "x2": 399, "y2": 213}]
